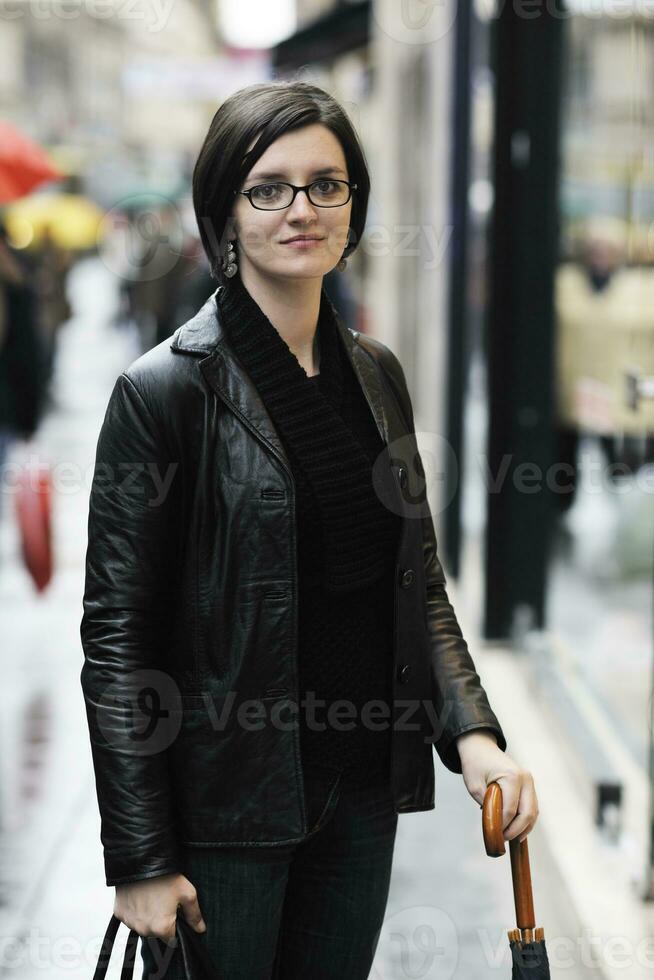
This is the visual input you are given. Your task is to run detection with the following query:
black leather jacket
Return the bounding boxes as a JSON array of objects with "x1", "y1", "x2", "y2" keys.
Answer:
[{"x1": 80, "y1": 287, "x2": 507, "y2": 887}]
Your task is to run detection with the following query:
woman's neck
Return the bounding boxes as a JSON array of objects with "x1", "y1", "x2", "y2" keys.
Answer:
[{"x1": 237, "y1": 267, "x2": 323, "y2": 375}]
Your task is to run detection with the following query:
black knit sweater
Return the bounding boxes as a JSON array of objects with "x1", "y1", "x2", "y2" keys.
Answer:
[{"x1": 217, "y1": 278, "x2": 403, "y2": 776}]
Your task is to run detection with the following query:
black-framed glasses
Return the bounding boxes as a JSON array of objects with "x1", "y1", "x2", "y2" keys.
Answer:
[{"x1": 235, "y1": 179, "x2": 357, "y2": 211}]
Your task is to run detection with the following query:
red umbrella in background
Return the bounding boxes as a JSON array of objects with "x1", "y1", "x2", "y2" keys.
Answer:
[{"x1": 0, "y1": 121, "x2": 64, "y2": 203}]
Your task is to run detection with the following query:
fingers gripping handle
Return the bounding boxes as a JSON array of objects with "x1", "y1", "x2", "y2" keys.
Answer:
[{"x1": 93, "y1": 908, "x2": 220, "y2": 979}]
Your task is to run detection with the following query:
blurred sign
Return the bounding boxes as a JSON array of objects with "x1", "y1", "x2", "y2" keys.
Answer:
[
  {"x1": 123, "y1": 54, "x2": 270, "y2": 100},
  {"x1": 555, "y1": 263, "x2": 654, "y2": 435}
]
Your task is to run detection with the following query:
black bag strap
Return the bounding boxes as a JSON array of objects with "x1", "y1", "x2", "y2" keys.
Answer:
[
  {"x1": 121, "y1": 928, "x2": 139, "y2": 979},
  {"x1": 175, "y1": 912, "x2": 222, "y2": 978},
  {"x1": 93, "y1": 914, "x2": 139, "y2": 979},
  {"x1": 93, "y1": 909, "x2": 221, "y2": 979}
]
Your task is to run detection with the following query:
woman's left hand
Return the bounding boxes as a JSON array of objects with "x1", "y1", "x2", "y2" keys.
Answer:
[{"x1": 455, "y1": 729, "x2": 539, "y2": 844}]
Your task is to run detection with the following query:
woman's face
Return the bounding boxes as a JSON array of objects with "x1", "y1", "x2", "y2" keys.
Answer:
[{"x1": 229, "y1": 123, "x2": 353, "y2": 284}]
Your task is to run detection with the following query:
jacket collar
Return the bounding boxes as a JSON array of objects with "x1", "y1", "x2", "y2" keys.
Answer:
[{"x1": 169, "y1": 286, "x2": 390, "y2": 454}]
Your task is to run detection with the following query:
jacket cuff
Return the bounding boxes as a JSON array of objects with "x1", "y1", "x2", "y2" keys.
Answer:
[{"x1": 105, "y1": 848, "x2": 182, "y2": 888}]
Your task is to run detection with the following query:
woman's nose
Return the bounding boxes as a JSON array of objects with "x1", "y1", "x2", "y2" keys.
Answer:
[{"x1": 286, "y1": 189, "x2": 318, "y2": 221}]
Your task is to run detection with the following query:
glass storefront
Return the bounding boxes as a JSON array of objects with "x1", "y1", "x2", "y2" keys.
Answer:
[
  {"x1": 456, "y1": 9, "x2": 653, "y2": 783},
  {"x1": 549, "y1": 14, "x2": 654, "y2": 771}
]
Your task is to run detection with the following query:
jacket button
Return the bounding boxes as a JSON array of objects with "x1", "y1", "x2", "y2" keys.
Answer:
[
  {"x1": 397, "y1": 664, "x2": 412, "y2": 684},
  {"x1": 398, "y1": 466, "x2": 408, "y2": 489},
  {"x1": 400, "y1": 568, "x2": 415, "y2": 588}
]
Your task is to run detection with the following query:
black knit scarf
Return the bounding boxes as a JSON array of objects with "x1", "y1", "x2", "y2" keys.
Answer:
[{"x1": 216, "y1": 274, "x2": 394, "y2": 593}]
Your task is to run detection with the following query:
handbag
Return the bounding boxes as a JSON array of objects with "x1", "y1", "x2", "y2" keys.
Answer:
[
  {"x1": 14, "y1": 451, "x2": 53, "y2": 593},
  {"x1": 92, "y1": 908, "x2": 221, "y2": 979}
]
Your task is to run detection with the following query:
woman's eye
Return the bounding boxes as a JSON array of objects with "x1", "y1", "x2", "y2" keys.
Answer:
[
  {"x1": 252, "y1": 183, "x2": 281, "y2": 200},
  {"x1": 314, "y1": 181, "x2": 337, "y2": 193}
]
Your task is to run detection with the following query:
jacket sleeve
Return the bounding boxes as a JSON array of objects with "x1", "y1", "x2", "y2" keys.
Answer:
[
  {"x1": 80, "y1": 371, "x2": 182, "y2": 887},
  {"x1": 377, "y1": 345, "x2": 508, "y2": 774}
]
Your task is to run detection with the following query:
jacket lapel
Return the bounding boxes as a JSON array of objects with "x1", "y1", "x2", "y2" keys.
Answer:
[{"x1": 169, "y1": 286, "x2": 390, "y2": 458}]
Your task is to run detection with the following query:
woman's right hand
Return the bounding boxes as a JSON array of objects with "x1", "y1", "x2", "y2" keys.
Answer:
[{"x1": 114, "y1": 873, "x2": 207, "y2": 946}]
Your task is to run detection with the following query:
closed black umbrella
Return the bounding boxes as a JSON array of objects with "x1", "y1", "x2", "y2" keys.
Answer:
[
  {"x1": 483, "y1": 781, "x2": 551, "y2": 977},
  {"x1": 508, "y1": 928, "x2": 551, "y2": 976}
]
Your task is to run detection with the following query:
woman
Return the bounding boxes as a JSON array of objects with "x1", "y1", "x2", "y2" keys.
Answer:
[{"x1": 80, "y1": 81, "x2": 539, "y2": 979}]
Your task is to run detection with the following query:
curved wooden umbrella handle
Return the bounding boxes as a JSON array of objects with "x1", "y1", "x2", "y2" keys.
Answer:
[
  {"x1": 482, "y1": 781, "x2": 505, "y2": 856},
  {"x1": 482, "y1": 781, "x2": 536, "y2": 933}
]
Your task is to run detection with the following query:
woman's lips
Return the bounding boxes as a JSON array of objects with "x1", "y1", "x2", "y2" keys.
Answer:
[{"x1": 282, "y1": 238, "x2": 325, "y2": 248}]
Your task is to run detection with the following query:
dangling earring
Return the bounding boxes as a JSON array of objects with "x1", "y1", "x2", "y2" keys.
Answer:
[
  {"x1": 222, "y1": 240, "x2": 238, "y2": 278},
  {"x1": 337, "y1": 232, "x2": 350, "y2": 272}
]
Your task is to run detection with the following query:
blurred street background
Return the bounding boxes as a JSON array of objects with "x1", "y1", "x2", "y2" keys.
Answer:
[{"x1": 1, "y1": 0, "x2": 654, "y2": 977}]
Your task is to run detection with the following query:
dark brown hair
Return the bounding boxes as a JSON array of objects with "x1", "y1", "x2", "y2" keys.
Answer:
[{"x1": 192, "y1": 80, "x2": 370, "y2": 283}]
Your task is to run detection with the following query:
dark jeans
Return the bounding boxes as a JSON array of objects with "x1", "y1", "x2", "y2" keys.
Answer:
[{"x1": 140, "y1": 764, "x2": 398, "y2": 979}]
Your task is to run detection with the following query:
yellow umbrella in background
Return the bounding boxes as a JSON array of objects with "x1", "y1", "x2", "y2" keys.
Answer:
[{"x1": 3, "y1": 192, "x2": 106, "y2": 251}]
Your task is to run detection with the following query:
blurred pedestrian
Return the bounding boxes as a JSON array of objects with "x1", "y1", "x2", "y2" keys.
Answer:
[
  {"x1": 554, "y1": 216, "x2": 628, "y2": 514},
  {"x1": 32, "y1": 222, "x2": 73, "y2": 390},
  {"x1": 130, "y1": 202, "x2": 187, "y2": 350},
  {"x1": 0, "y1": 218, "x2": 48, "y2": 517}
]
